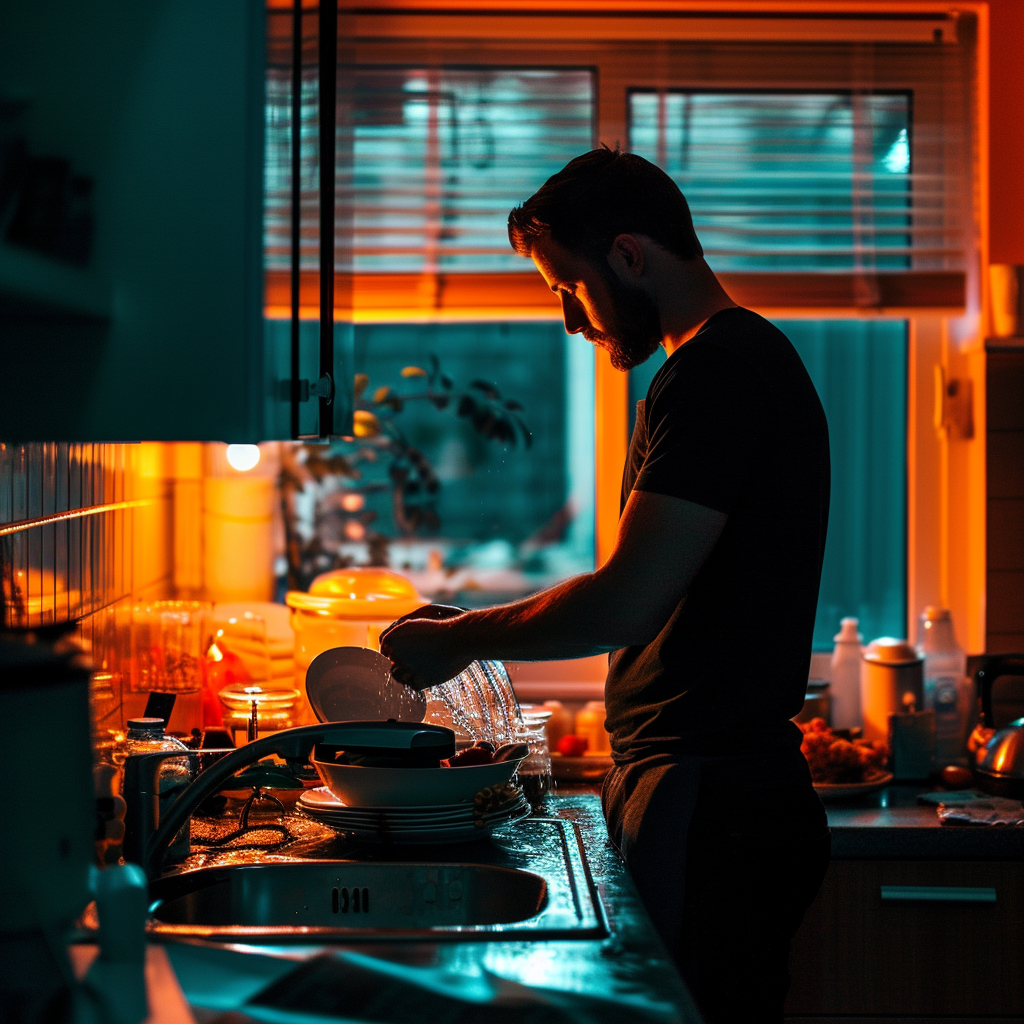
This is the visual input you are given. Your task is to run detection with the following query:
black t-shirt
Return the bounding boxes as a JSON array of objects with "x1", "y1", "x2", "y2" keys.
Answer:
[{"x1": 606, "y1": 306, "x2": 830, "y2": 760}]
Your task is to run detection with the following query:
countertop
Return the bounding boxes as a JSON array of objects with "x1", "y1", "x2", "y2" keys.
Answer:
[
  {"x1": 822, "y1": 783, "x2": 1024, "y2": 859},
  {"x1": 160, "y1": 793, "x2": 703, "y2": 1024}
]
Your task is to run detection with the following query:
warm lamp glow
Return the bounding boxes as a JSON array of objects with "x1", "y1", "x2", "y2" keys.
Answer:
[{"x1": 226, "y1": 444, "x2": 261, "y2": 471}]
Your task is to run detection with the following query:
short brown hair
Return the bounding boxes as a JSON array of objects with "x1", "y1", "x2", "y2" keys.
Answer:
[{"x1": 508, "y1": 147, "x2": 703, "y2": 264}]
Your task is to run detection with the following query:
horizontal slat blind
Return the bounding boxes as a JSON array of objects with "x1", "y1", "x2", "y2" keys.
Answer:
[
  {"x1": 264, "y1": 66, "x2": 593, "y2": 275},
  {"x1": 629, "y1": 90, "x2": 963, "y2": 274}
]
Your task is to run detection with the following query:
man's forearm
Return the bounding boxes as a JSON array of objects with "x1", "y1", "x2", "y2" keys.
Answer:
[{"x1": 448, "y1": 566, "x2": 654, "y2": 663}]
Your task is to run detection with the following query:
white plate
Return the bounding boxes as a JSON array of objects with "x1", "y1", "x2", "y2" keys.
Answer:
[
  {"x1": 303, "y1": 798, "x2": 531, "y2": 844},
  {"x1": 313, "y1": 756, "x2": 522, "y2": 807},
  {"x1": 307, "y1": 804, "x2": 529, "y2": 834},
  {"x1": 551, "y1": 754, "x2": 614, "y2": 783},
  {"x1": 298, "y1": 787, "x2": 477, "y2": 815},
  {"x1": 297, "y1": 786, "x2": 524, "y2": 824},
  {"x1": 305, "y1": 646, "x2": 426, "y2": 725},
  {"x1": 813, "y1": 771, "x2": 893, "y2": 800}
]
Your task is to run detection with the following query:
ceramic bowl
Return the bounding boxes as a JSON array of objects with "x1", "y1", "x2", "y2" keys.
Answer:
[{"x1": 312, "y1": 757, "x2": 522, "y2": 807}]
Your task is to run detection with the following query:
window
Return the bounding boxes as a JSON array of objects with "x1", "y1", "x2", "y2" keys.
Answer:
[
  {"x1": 347, "y1": 322, "x2": 595, "y2": 603},
  {"x1": 264, "y1": 5, "x2": 984, "y2": 655},
  {"x1": 629, "y1": 91, "x2": 914, "y2": 272}
]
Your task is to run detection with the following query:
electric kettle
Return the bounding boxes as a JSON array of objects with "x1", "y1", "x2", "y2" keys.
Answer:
[{"x1": 972, "y1": 654, "x2": 1024, "y2": 797}]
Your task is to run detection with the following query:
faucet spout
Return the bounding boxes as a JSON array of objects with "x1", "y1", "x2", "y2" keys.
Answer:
[{"x1": 126, "y1": 721, "x2": 454, "y2": 878}]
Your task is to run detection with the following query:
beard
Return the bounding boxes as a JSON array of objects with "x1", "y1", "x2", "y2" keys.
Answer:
[{"x1": 583, "y1": 266, "x2": 663, "y2": 371}]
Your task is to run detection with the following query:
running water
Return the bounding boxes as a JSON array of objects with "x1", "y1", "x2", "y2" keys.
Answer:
[{"x1": 428, "y1": 660, "x2": 525, "y2": 748}]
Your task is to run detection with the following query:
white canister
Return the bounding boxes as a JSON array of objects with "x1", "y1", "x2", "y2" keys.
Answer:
[{"x1": 860, "y1": 638, "x2": 924, "y2": 743}]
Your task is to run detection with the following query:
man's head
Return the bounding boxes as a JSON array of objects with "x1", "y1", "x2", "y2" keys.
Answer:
[{"x1": 508, "y1": 148, "x2": 704, "y2": 370}]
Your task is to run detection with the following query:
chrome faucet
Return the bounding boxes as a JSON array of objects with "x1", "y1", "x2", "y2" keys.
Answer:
[{"x1": 122, "y1": 721, "x2": 455, "y2": 878}]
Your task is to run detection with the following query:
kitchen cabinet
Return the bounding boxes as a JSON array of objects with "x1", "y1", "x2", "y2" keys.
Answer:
[
  {"x1": 0, "y1": 0, "x2": 338, "y2": 442},
  {"x1": 785, "y1": 858, "x2": 1024, "y2": 1021}
]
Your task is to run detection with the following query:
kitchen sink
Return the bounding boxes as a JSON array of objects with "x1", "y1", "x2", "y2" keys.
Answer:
[{"x1": 147, "y1": 817, "x2": 607, "y2": 943}]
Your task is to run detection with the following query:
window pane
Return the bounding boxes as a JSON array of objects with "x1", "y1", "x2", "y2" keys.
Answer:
[
  {"x1": 784, "y1": 320, "x2": 906, "y2": 648},
  {"x1": 629, "y1": 91, "x2": 919, "y2": 271},
  {"x1": 628, "y1": 320, "x2": 906, "y2": 649},
  {"x1": 334, "y1": 322, "x2": 594, "y2": 603},
  {"x1": 350, "y1": 68, "x2": 594, "y2": 273}
]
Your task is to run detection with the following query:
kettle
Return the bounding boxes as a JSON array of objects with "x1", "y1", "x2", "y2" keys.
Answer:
[{"x1": 972, "y1": 654, "x2": 1024, "y2": 797}]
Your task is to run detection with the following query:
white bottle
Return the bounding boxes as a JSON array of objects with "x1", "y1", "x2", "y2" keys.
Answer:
[
  {"x1": 830, "y1": 617, "x2": 863, "y2": 729},
  {"x1": 917, "y1": 606, "x2": 970, "y2": 766}
]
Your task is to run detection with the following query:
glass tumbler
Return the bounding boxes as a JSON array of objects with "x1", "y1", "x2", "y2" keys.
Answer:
[
  {"x1": 130, "y1": 600, "x2": 211, "y2": 694},
  {"x1": 517, "y1": 707, "x2": 553, "y2": 809}
]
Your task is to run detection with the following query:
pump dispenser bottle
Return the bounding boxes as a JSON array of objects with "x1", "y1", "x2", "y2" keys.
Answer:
[
  {"x1": 917, "y1": 606, "x2": 970, "y2": 766},
  {"x1": 830, "y1": 617, "x2": 863, "y2": 729}
]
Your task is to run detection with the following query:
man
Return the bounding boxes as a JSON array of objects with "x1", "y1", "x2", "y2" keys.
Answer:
[{"x1": 381, "y1": 148, "x2": 831, "y2": 1024}]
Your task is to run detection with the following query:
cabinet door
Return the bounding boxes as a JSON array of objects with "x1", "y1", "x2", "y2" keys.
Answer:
[
  {"x1": 0, "y1": 0, "x2": 272, "y2": 442},
  {"x1": 786, "y1": 859, "x2": 1024, "y2": 1017}
]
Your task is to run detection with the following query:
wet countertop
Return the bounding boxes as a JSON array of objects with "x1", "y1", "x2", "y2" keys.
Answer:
[
  {"x1": 161, "y1": 793, "x2": 703, "y2": 1024},
  {"x1": 824, "y1": 784, "x2": 1024, "y2": 859}
]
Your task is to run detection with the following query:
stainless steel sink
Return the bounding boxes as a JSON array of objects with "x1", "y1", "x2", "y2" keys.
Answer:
[{"x1": 147, "y1": 818, "x2": 606, "y2": 943}]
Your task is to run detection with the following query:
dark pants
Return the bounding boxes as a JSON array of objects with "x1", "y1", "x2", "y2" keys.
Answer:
[{"x1": 603, "y1": 751, "x2": 831, "y2": 1024}]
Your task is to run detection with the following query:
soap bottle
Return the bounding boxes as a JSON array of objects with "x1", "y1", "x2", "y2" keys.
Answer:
[
  {"x1": 917, "y1": 606, "x2": 970, "y2": 766},
  {"x1": 113, "y1": 718, "x2": 192, "y2": 862},
  {"x1": 830, "y1": 617, "x2": 863, "y2": 729}
]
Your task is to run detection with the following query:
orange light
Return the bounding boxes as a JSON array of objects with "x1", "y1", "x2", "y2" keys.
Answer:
[{"x1": 341, "y1": 493, "x2": 365, "y2": 512}]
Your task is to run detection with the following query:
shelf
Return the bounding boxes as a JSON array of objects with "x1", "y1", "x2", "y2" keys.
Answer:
[{"x1": 0, "y1": 241, "x2": 111, "y2": 322}]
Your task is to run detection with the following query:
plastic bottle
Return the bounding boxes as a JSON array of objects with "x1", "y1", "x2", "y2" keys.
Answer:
[
  {"x1": 113, "y1": 718, "x2": 192, "y2": 862},
  {"x1": 574, "y1": 701, "x2": 612, "y2": 755},
  {"x1": 830, "y1": 617, "x2": 863, "y2": 729},
  {"x1": 916, "y1": 607, "x2": 970, "y2": 766}
]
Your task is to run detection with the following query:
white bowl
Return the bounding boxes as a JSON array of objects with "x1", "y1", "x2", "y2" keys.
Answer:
[{"x1": 312, "y1": 757, "x2": 522, "y2": 807}]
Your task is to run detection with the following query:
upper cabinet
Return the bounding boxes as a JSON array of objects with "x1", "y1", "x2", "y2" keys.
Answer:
[{"x1": 0, "y1": 0, "x2": 336, "y2": 442}]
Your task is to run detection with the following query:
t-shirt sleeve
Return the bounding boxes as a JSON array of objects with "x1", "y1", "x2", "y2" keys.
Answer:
[{"x1": 633, "y1": 343, "x2": 761, "y2": 514}]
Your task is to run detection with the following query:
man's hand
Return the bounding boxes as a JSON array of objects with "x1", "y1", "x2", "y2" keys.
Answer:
[
  {"x1": 379, "y1": 616, "x2": 473, "y2": 690},
  {"x1": 380, "y1": 490, "x2": 727, "y2": 675}
]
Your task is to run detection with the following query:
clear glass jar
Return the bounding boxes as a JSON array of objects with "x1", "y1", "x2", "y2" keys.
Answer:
[
  {"x1": 130, "y1": 601, "x2": 211, "y2": 694},
  {"x1": 517, "y1": 708, "x2": 553, "y2": 809},
  {"x1": 113, "y1": 718, "x2": 192, "y2": 862}
]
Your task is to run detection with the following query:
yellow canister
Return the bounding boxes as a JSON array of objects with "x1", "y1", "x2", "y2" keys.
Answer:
[{"x1": 860, "y1": 638, "x2": 924, "y2": 743}]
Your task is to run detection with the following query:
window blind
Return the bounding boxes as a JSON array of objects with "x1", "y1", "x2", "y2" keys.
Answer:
[
  {"x1": 264, "y1": 67, "x2": 594, "y2": 276},
  {"x1": 630, "y1": 91, "x2": 923, "y2": 274}
]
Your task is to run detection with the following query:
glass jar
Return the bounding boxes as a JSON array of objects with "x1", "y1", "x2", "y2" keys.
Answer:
[
  {"x1": 219, "y1": 685, "x2": 300, "y2": 746},
  {"x1": 517, "y1": 707, "x2": 553, "y2": 809},
  {"x1": 113, "y1": 718, "x2": 192, "y2": 863},
  {"x1": 130, "y1": 600, "x2": 211, "y2": 694}
]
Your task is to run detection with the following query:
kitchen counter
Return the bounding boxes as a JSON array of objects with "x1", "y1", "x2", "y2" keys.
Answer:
[
  {"x1": 824, "y1": 784, "x2": 1024, "y2": 859},
  {"x1": 158, "y1": 793, "x2": 703, "y2": 1024}
]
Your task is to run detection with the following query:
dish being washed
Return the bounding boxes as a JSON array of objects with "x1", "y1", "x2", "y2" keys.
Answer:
[{"x1": 305, "y1": 646, "x2": 427, "y2": 724}]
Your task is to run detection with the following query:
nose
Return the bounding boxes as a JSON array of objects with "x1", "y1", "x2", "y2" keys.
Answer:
[{"x1": 560, "y1": 292, "x2": 588, "y2": 336}]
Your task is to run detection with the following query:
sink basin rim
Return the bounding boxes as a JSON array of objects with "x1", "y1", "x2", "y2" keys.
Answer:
[{"x1": 146, "y1": 819, "x2": 608, "y2": 944}]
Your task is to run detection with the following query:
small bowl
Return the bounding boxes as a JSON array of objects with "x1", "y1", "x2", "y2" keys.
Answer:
[{"x1": 312, "y1": 757, "x2": 523, "y2": 807}]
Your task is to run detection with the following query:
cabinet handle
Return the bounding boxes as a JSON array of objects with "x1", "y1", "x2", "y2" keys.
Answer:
[{"x1": 880, "y1": 885, "x2": 996, "y2": 903}]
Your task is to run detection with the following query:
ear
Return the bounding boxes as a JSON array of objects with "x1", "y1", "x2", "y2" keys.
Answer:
[{"x1": 609, "y1": 234, "x2": 645, "y2": 277}]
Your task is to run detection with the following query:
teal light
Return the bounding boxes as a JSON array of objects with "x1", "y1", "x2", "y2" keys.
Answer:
[{"x1": 883, "y1": 128, "x2": 911, "y2": 175}]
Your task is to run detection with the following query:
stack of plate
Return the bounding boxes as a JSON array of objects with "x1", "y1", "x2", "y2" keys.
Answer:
[{"x1": 296, "y1": 786, "x2": 531, "y2": 844}]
